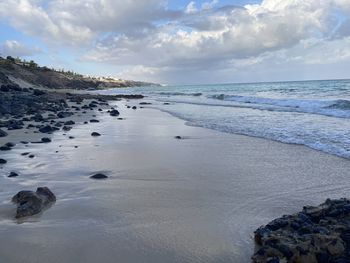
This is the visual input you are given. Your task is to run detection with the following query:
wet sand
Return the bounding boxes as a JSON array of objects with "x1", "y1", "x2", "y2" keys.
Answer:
[{"x1": 1, "y1": 100, "x2": 350, "y2": 262}]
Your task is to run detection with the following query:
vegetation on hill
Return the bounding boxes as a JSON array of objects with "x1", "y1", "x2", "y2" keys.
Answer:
[{"x1": 0, "y1": 56, "x2": 160, "y2": 90}]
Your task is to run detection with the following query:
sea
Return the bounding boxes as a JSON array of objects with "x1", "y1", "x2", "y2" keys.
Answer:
[{"x1": 98, "y1": 79, "x2": 350, "y2": 159}]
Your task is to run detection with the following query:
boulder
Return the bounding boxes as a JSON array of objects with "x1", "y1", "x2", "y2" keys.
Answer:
[
  {"x1": 31, "y1": 113, "x2": 44, "y2": 122},
  {"x1": 91, "y1": 132, "x2": 101, "y2": 137},
  {"x1": 5, "y1": 142, "x2": 15, "y2": 147},
  {"x1": 110, "y1": 109, "x2": 120, "y2": 116},
  {"x1": 0, "y1": 145, "x2": 11, "y2": 151},
  {"x1": 39, "y1": 125, "x2": 59, "y2": 133},
  {"x1": 0, "y1": 158, "x2": 7, "y2": 164},
  {"x1": 8, "y1": 172, "x2": 19, "y2": 178},
  {"x1": 252, "y1": 199, "x2": 350, "y2": 263},
  {"x1": 41, "y1": 137, "x2": 51, "y2": 143},
  {"x1": 62, "y1": 126, "x2": 72, "y2": 131},
  {"x1": 12, "y1": 187, "x2": 56, "y2": 218}
]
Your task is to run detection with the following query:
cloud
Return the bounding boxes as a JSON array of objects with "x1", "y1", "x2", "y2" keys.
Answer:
[
  {"x1": 1, "y1": 0, "x2": 350, "y2": 83},
  {"x1": 83, "y1": 1, "x2": 349, "y2": 65},
  {"x1": 0, "y1": 40, "x2": 41, "y2": 57}
]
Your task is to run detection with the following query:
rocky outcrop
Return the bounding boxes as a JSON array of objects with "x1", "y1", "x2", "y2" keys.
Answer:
[
  {"x1": 252, "y1": 199, "x2": 350, "y2": 263},
  {"x1": 12, "y1": 187, "x2": 56, "y2": 218},
  {"x1": 0, "y1": 85, "x2": 143, "y2": 119}
]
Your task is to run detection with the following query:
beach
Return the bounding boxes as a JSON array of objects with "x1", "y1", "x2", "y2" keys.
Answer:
[{"x1": 1, "y1": 98, "x2": 350, "y2": 262}]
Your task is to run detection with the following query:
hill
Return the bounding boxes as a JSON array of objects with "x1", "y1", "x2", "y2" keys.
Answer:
[{"x1": 0, "y1": 56, "x2": 160, "y2": 90}]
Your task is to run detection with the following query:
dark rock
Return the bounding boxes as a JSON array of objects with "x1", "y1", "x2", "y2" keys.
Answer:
[
  {"x1": 0, "y1": 128, "x2": 7, "y2": 137},
  {"x1": 69, "y1": 136, "x2": 74, "y2": 139},
  {"x1": 91, "y1": 132, "x2": 101, "y2": 137},
  {"x1": 6, "y1": 120, "x2": 24, "y2": 130},
  {"x1": 32, "y1": 113, "x2": 44, "y2": 122},
  {"x1": 0, "y1": 159, "x2": 7, "y2": 164},
  {"x1": 0, "y1": 145, "x2": 11, "y2": 151},
  {"x1": 39, "y1": 125, "x2": 58, "y2": 133},
  {"x1": 64, "y1": 120, "x2": 75, "y2": 125},
  {"x1": 62, "y1": 126, "x2": 72, "y2": 131},
  {"x1": 33, "y1": 89, "x2": 46, "y2": 96},
  {"x1": 90, "y1": 173, "x2": 108, "y2": 179},
  {"x1": 139, "y1": 102, "x2": 152, "y2": 105},
  {"x1": 21, "y1": 152, "x2": 30, "y2": 156},
  {"x1": 5, "y1": 142, "x2": 15, "y2": 147},
  {"x1": 132, "y1": 106, "x2": 137, "y2": 110},
  {"x1": 0, "y1": 85, "x2": 9, "y2": 92},
  {"x1": 175, "y1": 136, "x2": 182, "y2": 139},
  {"x1": 90, "y1": 119, "x2": 100, "y2": 123},
  {"x1": 11, "y1": 187, "x2": 56, "y2": 218},
  {"x1": 252, "y1": 199, "x2": 350, "y2": 263},
  {"x1": 8, "y1": 172, "x2": 19, "y2": 178},
  {"x1": 28, "y1": 155, "x2": 35, "y2": 158},
  {"x1": 57, "y1": 111, "x2": 73, "y2": 118},
  {"x1": 110, "y1": 109, "x2": 120, "y2": 116},
  {"x1": 41, "y1": 137, "x2": 51, "y2": 143}
]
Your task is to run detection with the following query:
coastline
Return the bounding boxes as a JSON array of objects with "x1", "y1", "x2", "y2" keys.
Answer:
[{"x1": 1, "y1": 95, "x2": 350, "y2": 262}]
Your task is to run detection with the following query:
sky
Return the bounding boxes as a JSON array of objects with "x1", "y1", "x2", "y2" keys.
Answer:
[{"x1": 1, "y1": 0, "x2": 350, "y2": 85}]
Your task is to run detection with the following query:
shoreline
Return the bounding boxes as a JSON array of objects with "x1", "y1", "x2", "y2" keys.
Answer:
[{"x1": 1, "y1": 91, "x2": 350, "y2": 262}]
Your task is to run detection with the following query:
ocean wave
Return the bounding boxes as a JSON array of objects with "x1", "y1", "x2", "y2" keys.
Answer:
[
  {"x1": 327, "y1": 99, "x2": 350, "y2": 110},
  {"x1": 155, "y1": 106, "x2": 350, "y2": 160},
  {"x1": 210, "y1": 94, "x2": 328, "y2": 108},
  {"x1": 205, "y1": 94, "x2": 350, "y2": 118},
  {"x1": 158, "y1": 92, "x2": 202, "y2": 96}
]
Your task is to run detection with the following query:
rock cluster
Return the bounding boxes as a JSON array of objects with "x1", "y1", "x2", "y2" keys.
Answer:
[
  {"x1": 252, "y1": 199, "x2": 350, "y2": 263},
  {"x1": 12, "y1": 187, "x2": 56, "y2": 218}
]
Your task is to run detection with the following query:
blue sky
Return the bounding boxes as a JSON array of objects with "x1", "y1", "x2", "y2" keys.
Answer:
[{"x1": 1, "y1": 0, "x2": 350, "y2": 84}]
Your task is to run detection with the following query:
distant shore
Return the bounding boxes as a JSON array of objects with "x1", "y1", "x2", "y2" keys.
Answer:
[{"x1": 0, "y1": 56, "x2": 160, "y2": 91}]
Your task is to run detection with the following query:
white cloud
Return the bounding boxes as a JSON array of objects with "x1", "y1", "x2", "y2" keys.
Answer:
[
  {"x1": 0, "y1": 40, "x2": 41, "y2": 57},
  {"x1": 185, "y1": 2, "x2": 198, "y2": 14},
  {"x1": 1, "y1": 0, "x2": 350, "y2": 83}
]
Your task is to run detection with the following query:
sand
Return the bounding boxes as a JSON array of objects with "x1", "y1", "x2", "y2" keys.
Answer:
[{"x1": 0, "y1": 100, "x2": 350, "y2": 262}]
